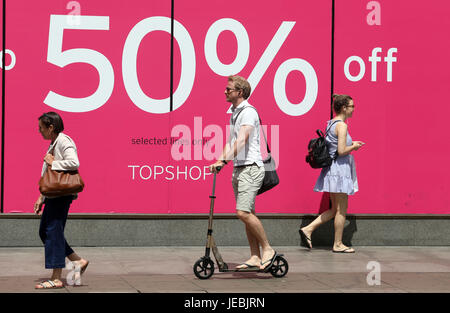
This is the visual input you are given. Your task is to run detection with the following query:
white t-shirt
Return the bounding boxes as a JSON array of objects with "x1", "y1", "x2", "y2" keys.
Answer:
[{"x1": 229, "y1": 101, "x2": 263, "y2": 167}]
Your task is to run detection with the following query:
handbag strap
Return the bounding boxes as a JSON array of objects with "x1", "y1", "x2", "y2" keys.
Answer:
[
  {"x1": 43, "y1": 140, "x2": 57, "y2": 174},
  {"x1": 231, "y1": 105, "x2": 271, "y2": 153},
  {"x1": 47, "y1": 140, "x2": 58, "y2": 156}
]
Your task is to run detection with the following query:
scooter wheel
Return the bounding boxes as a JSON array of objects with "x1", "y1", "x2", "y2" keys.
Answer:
[
  {"x1": 193, "y1": 257, "x2": 215, "y2": 279},
  {"x1": 270, "y1": 256, "x2": 289, "y2": 278}
]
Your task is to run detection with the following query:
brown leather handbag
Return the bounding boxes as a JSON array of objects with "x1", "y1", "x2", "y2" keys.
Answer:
[{"x1": 39, "y1": 142, "x2": 85, "y2": 197}]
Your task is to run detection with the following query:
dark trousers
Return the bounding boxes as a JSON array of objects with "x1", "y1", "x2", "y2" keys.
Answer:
[{"x1": 39, "y1": 196, "x2": 75, "y2": 269}]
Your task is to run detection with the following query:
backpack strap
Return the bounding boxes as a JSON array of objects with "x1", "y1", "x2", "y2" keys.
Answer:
[
  {"x1": 231, "y1": 105, "x2": 270, "y2": 153},
  {"x1": 325, "y1": 120, "x2": 342, "y2": 136},
  {"x1": 325, "y1": 120, "x2": 342, "y2": 160}
]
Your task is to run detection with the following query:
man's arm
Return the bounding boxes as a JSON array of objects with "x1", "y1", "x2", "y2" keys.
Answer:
[
  {"x1": 223, "y1": 125, "x2": 252, "y2": 161},
  {"x1": 209, "y1": 125, "x2": 253, "y2": 173}
]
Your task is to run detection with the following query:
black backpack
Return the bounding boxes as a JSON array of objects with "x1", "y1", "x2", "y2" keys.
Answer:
[{"x1": 305, "y1": 120, "x2": 340, "y2": 169}]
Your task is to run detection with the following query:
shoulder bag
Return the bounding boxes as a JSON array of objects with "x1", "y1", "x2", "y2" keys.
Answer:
[
  {"x1": 39, "y1": 140, "x2": 85, "y2": 197},
  {"x1": 233, "y1": 106, "x2": 279, "y2": 195}
]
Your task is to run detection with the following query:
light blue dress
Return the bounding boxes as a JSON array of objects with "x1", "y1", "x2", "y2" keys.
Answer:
[{"x1": 314, "y1": 120, "x2": 358, "y2": 195}]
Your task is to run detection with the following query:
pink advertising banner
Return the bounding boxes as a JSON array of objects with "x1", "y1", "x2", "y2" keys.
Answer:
[
  {"x1": 1, "y1": 1, "x2": 3, "y2": 195},
  {"x1": 1, "y1": 0, "x2": 449, "y2": 214},
  {"x1": 334, "y1": 0, "x2": 450, "y2": 213}
]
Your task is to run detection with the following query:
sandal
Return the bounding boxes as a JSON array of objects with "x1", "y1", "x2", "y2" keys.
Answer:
[
  {"x1": 236, "y1": 263, "x2": 260, "y2": 270},
  {"x1": 80, "y1": 260, "x2": 89, "y2": 275},
  {"x1": 35, "y1": 280, "x2": 64, "y2": 289},
  {"x1": 299, "y1": 229, "x2": 312, "y2": 249},
  {"x1": 260, "y1": 251, "x2": 277, "y2": 272},
  {"x1": 332, "y1": 247, "x2": 355, "y2": 253}
]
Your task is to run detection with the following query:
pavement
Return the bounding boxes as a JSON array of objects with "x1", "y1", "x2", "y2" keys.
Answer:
[{"x1": 0, "y1": 246, "x2": 449, "y2": 293}]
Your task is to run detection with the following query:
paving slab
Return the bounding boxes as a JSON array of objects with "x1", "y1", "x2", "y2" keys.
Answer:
[{"x1": 0, "y1": 246, "x2": 449, "y2": 293}]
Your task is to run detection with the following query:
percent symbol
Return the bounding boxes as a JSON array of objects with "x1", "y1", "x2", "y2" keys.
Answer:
[{"x1": 204, "y1": 19, "x2": 318, "y2": 116}]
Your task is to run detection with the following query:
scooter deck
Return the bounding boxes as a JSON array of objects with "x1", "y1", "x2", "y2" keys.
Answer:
[
  {"x1": 218, "y1": 267, "x2": 263, "y2": 273},
  {"x1": 217, "y1": 257, "x2": 283, "y2": 274}
]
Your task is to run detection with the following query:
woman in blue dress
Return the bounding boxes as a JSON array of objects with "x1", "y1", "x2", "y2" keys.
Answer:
[{"x1": 300, "y1": 94, "x2": 365, "y2": 253}]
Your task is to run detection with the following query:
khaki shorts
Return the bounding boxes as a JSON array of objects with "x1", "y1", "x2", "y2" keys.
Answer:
[{"x1": 232, "y1": 164, "x2": 265, "y2": 213}]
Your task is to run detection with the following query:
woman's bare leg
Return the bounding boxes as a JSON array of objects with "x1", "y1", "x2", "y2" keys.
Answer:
[
  {"x1": 300, "y1": 193, "x2": 338, "y2": 247},
  {"x1": 333, "y1": 193, "x2": 354, "y2": 252}
]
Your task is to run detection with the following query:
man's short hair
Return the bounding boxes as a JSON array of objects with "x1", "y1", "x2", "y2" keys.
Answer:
[{"x1": 228, "y1": 75, "x2": 251, "y2": 99}]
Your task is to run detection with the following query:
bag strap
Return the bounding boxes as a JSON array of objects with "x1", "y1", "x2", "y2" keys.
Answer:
[
  {"x1": 325, "y1": 120, "x2": 342, "y2": 160},
  {"x1": 325, "y1": 119, "x2": 342, "y2": 136},
  {"x1": 47, "y1": 139, "x2": 58, "y2": 156},
  {"x1": 315, "y1": 120, "x2": 341, "y2": 138},
  {"x1": 231, "y1": 105, "x2": 271, "y2": 153},
  {"x1": 47, "y1": 133, "x2": 69, "y2": 155}
]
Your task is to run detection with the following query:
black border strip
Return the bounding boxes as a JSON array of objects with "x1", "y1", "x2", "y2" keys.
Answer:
[
  {"x1": 170, "y1": 0, "x2": 174, "y2": 112},
  {"x1": 330, "y1": 0, "x2": 335, "y2": 120},
  {"x1": 327, "y1": 0, "x2": 336, "y2": 211},
  {"x1": 1, "y1": 0, "x2": 6, "y2": 213}
]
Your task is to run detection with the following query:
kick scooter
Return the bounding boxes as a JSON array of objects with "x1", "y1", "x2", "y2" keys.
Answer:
[{"x1": 193, "y1": 167, "x2": 288, "y2": 279}]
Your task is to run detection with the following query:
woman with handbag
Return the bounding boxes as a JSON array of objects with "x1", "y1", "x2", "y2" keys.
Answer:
[
  {"x1": 34, "y1": 112, "x2": 89, "y2": 289},
  {"x1": 299, "y1": 95, "x2": 365, "y2": 253}
]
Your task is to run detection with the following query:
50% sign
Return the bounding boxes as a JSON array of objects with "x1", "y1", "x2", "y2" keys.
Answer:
[{"x1": 10, "y1": 15, "x2": 319, "y2": 116}]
